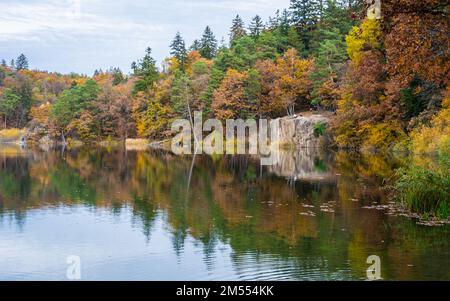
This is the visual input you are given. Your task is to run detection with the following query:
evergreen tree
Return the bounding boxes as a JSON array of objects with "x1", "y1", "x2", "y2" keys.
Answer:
[
  {"x1": 15, "y1": 54, "x2": 29, "y2": 70},
  {"x1": 131, "y1": 47, "x2": 159, "y2": 94},
  {"x1": 0, "y1": 67, "x2": 5, "y2": 86},
  {"x1": 111, "y1": 67, "x2": 125, "y2": 86},
  {"x1": 10, "y1": 59, "x2": 15, "y2": 70},
  {"x1": 189, "y1": 39, "x2": 201, "y2": 52},
  {"x1": 199, "y1": 26, "x2": 218, "y2": 59},
  {"x1": 1, "y1": 59, "x2": 6, "y2": 67},
  {"x1": 290, "y1": 0, "x2": 320, "y2": 52},
  {"x1": 229, "y1": 15, "x2": 246, "y2": 46},
  {"x1": 170, "y1": 32, "x2": 188, "y2": 71},
  {"x1": 279, "y1": 9, "x2": 291, "y2": 35},
  {"x1": 0, "y1": 89, "x2": 20, "y2": 128},
  {"x1": 171, "y1": 71, "x2": 192, "y2": 118},
  {"x1": 249, "y1": 15, "x2": 264, "y2": 38},
  {"x1": 268, "y1": 10, "x2": 281, "y2": 29}
]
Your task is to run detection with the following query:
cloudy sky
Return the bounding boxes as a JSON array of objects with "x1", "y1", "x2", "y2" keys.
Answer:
[{"x1": 0, "y1": 0, "x2": 291, "y2": 75}]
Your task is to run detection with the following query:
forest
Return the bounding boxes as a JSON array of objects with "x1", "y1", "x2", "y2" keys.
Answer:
[{"x1": 0, "y1": 0, "x2": 448, "y2": 218}]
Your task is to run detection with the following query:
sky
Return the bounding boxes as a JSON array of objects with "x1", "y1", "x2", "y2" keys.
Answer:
[{"x1": 0, "y1": 0, "x2": 291, "y2": 75}]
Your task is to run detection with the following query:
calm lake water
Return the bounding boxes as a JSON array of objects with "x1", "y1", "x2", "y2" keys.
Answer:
[{"x1": 0, "y1": 145, "x2": 449, "y2": 280}]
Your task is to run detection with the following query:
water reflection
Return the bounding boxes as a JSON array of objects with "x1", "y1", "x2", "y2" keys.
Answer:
[{"x1": 0, "y1": 146, "x2": 448, "y2": 280}]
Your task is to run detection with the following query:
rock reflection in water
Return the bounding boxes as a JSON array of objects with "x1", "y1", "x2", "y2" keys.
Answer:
[{"x1": 267, "y1": 148, "x2": 334, "y2": 182}]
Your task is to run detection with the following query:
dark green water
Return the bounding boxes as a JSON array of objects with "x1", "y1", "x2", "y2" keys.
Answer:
[{"x1": 0, "y1": 146, "x2": 449, "y2": 280}]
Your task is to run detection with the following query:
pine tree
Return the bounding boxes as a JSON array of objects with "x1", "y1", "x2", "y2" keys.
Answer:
[
  {"x1": 170, "y1": 32, "x2": 188, "y2": 71},
  {"x1": 111, "y1": 67, "x2": 125, "y2": 86},
  {"x1": 290, "y1": 0, "x2": 320, "y2": 52},
  {"x1": 16, "y1": 53, "x2": 29, "y2": 70},
  {"x1": 279, "y1": 9, "x2": 291, "y2": 35},
  {"x1": 189, "y1": 39, "x2": 201, "y2": 52},
  {"x1": 131, "y1": 47, "x2": 159, "y2": 94},
  {"x1": 229, "y1": 15, "x2": 246, "y2": 46},
  {"x1": 1, "y1": 59, "x2": 6, "y2": 67},
  {"x1": 199, "y1": 26, "x2": 218, "y2": 59},
  {"x1": 171, "y1": 71, "x2": 192, "y2": 118},
  {"x1": 249, "y1": 15, "x2": 264, "y2": 38},
  {"x1": 10, "y1": 59, "x2": 15, "y2": 70},
  {"x1": 268, "y1": 10, "x2": 280, "y2": 29}
]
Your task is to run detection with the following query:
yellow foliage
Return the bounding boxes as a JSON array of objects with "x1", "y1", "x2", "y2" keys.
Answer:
[
  {"x1": 137, "y1": 98, "x2": 172, "y2": 139},
  {"x1": 30, "y1": 103, "x2": 52, "y2": 125},
  {"x1": 360, "y1": 122, "x2": 407, "y2": 151},
  {"x1": 410, "y1": 91, "x2": 450, "y2": 155},
  {"x1": 0, "y1": 128, "x2": 25, "y2": 140},
  {"x1": 346, "y1": 19, "x2": 382, "y2": 65}
]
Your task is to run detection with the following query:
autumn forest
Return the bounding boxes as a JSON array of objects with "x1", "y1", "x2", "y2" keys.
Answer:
[{"x1": 0, "y1": 0, "x2": 449, "y2": 218}]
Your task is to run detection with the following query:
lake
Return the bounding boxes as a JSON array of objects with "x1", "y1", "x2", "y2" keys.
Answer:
[{"x1": 0, "y1": 145, "x2": 449, "y2": 280}]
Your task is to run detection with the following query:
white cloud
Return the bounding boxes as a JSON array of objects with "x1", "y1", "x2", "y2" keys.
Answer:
[
  {"x1": 0, "y1": 0, "x2": 164, "y2": 41},
  {"x1": 0, "y1": 0, "x2": 290, "y2": 74}
]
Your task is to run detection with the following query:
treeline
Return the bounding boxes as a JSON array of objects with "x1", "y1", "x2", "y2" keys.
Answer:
[
  {"x1": 0, "y1": 0, "x2": 448, "y2": 154},
  {"x1": 0, "y1": 0, "x2": 363, "y2": 142},
  {"x1": 0, "y1": 0, "x2": 448, "y2": 216}
]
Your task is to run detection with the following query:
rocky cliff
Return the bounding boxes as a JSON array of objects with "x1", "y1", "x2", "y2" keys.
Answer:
[{"x1": 271, "y1": 113, "x2": 331, "y2": 149}]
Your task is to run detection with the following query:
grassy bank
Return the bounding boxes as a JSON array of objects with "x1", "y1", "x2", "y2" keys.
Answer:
[{"x1": 394, "y1": 143, "x2": 450, "y2": 219}]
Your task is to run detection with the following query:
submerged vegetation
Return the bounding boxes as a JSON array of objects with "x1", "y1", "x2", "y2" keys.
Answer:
[{"x1": 0, "y1": 0, "x2": 449, "y2": 217}]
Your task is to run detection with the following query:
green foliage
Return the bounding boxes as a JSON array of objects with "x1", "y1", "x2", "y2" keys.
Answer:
[
  {"x1": 171, "y1": 71, "x2": 191, "y2": 117},
  {"x1": 289, "y1": 0, "x2": 320, "y2": 52},
  {"x1": 170, "y1": 32, "x2": 188, "y2": 71},
  {"x1": 229, "y1": 15, "x2": 247, "y2": 46},
  {"x1": 200, "y1": 65, "x2": 225, "y2": 114},
  {"x1": 400, "y1": 77, "x2": 428, "y2": 119},
  {"x1": 395, "y1": 163, "x2": 450, "y2": 219},
  {"x1": 199, "y1": 26, "x2": 218, "y2": 59},
  {"x1": 15, "y1": 53, "x2": 29, "y2": 70},
  {"x1": 243, "y1": 68, "x2": 261, "y2": 118},
  {"x1": 249, "y1": 15, "x2": 264, "y2": 38},
  {"x1": 132, "y1": 47, "x2": 159, "y2": 94},
  {"x1": 0, "y1": 66, "x2": 6, "y2": 85},
  {"x1": 0, "y1": 89, "x2": 20, "y2": 126},
  {"x1": 52, "y1": 79, "x2": 99, "y2": 129},
  {"x1": 314, "y1": 122, "x2": 327, "y2": 137},
  {"x1": 111, "y1": 68, "x2": 125, "y2": 86}
]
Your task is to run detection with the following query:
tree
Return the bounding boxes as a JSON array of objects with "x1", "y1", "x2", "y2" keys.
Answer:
[
  {"x1": 131, "y1": 47, "x2": 159, "y2": 94},
  {"x1": 52, "y1": 79, "x2": 99, "y2": 140},
  {"x1": 190, "y1": 60, "x2": 211, "y2": 113},
  {"x1": 170, "y1": 32, "x2": 188, "y2": 71},
  {"x1": 199, "y1": 26, "x2": 218, "y2": 59},
  {"x1": 289, "y1": 0, "x2": 319, "y2": 52},
  {"x1": 230, "y1": 15, "x2": 247, "y2": 45},
  {"x1": 256, "y1": 48, "x2": 314, "y2": 117},
  {"x1": 0, "y1": 89, "x2": 20, "y2": 128},
  {"x1": 171, "y1": 71, "x2": 192, "y2": 118},
  {"x1": 249, "y1": 15, "x2": 264, "y2": 38},
  {"x1": 95, "y1": 83, "x2": 135, "y2": 139},
  {"x1": 1, "y1": 59, "x2": 6, "y2": 67},
  {"x1": 0, "y1": 67, "x2": 5, "y2": 86},
  {"x1": 212, "y1": 69, "x2": 259, "y2": 120},
  {"x1": 136, "y1": 96, "x2": 172, "y2": 139},
  {"x1": 190, "y1": 39, "x2": 201, "y2": 52},
  {"x1": 111, "y1": 67, "x2": 125, "y2": 86},
  {"x1": 16, "y1": 54, "x2": 29, "y2": 70},
  {"x1": 10, "y1": 59, "x2": 15, "y2": 70}
]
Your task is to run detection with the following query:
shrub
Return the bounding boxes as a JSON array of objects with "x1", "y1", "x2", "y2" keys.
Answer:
[
  {"x1": 395, "y1": 164, "x2": 450, "y2": 219},
  {"x1": 314, "y1": 122, "x2": 327, "y2": 138}
]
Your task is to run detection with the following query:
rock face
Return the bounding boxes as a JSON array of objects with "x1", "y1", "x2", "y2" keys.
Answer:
[{"x1": 271, "y1": 113, "x2": 330, "y2": 149}]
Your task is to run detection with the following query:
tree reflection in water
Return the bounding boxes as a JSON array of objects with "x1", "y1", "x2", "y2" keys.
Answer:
[{"x1": 0, "y1": 146, "x2": 449, "y2": 280}]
